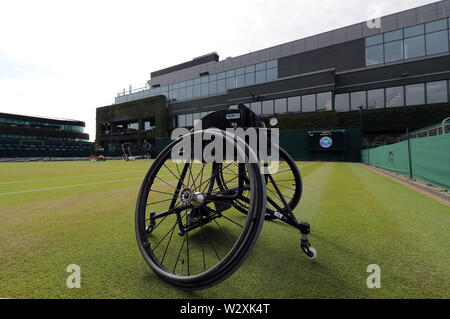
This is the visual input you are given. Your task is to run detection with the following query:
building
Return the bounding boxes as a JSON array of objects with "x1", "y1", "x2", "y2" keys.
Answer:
[
  {"x1": 0, "y1": 112, "x2": 90, "y2": 158},
  {"x1": 97, "y1": 1, "x2": 450, "y2": 152}
]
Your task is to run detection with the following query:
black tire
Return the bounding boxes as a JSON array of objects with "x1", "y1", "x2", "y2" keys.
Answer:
[
  {"x1": 135, "y1": 130, "x2": 266, "y2": 290},
  {"x1": 263, "y1": 146, "x2": 302, "y2": 220}
]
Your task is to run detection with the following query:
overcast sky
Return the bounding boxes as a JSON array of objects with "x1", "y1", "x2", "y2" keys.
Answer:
[{"x1": 0, "y1": 0, "x2": 439, "y2": 140}]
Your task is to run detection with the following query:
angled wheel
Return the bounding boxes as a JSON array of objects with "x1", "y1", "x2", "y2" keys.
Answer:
[
  {"x1": 135, "y1": 130, "x2": 266, "y2": 290},
  {"x1": 215, "y1": 145, "x2": 302, "y2": 220}
]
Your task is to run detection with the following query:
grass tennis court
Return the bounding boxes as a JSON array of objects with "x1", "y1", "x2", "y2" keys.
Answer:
[{"x1": 0, "y1": 160, "x2": 448, "y2": 299}]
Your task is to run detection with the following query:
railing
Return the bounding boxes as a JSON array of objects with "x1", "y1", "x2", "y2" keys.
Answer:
[
  {"x1": 116, "y1": 83, "x2": 150, "y2": 97},
  {"x1": 365, "y1": 120, "x2": 450, "y2": 148}
]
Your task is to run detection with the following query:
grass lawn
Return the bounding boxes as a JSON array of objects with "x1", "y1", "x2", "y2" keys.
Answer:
[{"x1": 0, "y1": 160, "x2": 448, "y2": 298}]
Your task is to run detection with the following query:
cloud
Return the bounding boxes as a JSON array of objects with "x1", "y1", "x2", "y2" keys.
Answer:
[
  {"x1": 0, "y1": 50, "x2": 57, "y2": 79},
  {"x1": 0, "y1": 0, "x2": 440, "y2": 140}
]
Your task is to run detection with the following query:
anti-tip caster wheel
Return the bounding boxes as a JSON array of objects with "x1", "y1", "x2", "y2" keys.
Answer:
[{"x1": 300, "y1": 239, "x2": 317, "y2": 259}]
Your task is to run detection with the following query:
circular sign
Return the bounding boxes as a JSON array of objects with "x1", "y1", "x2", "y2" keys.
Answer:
[
  {"x1": 319, "y1": 137, "x2": 333, "y2": 149},
  {"x1": 269, "y1": 117, "x2": 278, "y2": 127}
]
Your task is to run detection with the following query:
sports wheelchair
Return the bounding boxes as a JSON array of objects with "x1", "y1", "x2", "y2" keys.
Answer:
[{"x1": 135, "y1": 104, "x2": 316, "y2": 290}]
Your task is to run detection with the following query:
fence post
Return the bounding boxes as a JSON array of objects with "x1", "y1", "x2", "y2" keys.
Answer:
[{"x1": 407, "y1": 128, "x2": 413, "y2": 179}]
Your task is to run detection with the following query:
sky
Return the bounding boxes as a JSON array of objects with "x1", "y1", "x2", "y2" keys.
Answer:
[{"x1": 0, "y1": 0, "x2": 440, "y2": 140}]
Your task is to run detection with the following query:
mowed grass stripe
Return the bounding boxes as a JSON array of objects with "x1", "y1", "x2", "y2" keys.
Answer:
[
  {"x1": 310, "y1": 163, "x2": 449, "y2": 298},
  {"x1": 0, "y1": 161, "x2": 448, "y2": 298}
]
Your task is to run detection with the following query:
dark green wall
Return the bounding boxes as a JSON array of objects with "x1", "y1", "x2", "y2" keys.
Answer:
[
  {"x1": 275, "y1": 103, "x2": 450, "y2": 135},
  {"x1": 279, "y1": 128, "x2": 361, "y2": 162},
  {"x1": 96, "y1": 95, "x2": 168, "y2": 144}
]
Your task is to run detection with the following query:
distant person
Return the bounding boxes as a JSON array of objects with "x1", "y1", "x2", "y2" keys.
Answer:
[
  {"x1": 122, "y1": 141, "x2": 130, "y2": 161},
  {"x1": 90, "y1": 142, "x2": 97, "y2": 161},
  {"x1": 143, "y1": 139, "x2": 152, "y2": 160}
]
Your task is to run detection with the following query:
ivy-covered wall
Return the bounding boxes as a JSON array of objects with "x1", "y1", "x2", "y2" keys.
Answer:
[
  {"x1": 276, "y1": 103, "x2": 450, "y2": 135},
  {"x1": 96, "y1": 95, "x2": 168, "y2": 144}
]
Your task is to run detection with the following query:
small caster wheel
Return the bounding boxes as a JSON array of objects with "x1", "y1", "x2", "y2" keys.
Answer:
[
  {"x1": 146, "y1": 212, "x2": 156, "y2": 235},
  {"x1": 300, "y1": 239, "x2": 317, "y2": 259}
]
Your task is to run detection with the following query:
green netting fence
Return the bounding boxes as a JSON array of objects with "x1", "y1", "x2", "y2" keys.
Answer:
[{"x1": 361, "y1": 134, "x2": 450, "y2": 190}]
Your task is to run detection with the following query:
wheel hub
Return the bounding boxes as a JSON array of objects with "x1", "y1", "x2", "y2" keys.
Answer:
[{"x1": 180, "y1": 188, "x2": 205, "y2": 207}]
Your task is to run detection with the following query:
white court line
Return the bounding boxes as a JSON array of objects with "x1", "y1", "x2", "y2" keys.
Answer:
[
  {"x1": 0, "y1": 169, "x2": 148, "y2": 185},
  {"x1": 0, "y1": 177, "x2": 144, "y2": 196},
  {"x1": 0, "y1": 172, "x2": 181, "y2": 196}
]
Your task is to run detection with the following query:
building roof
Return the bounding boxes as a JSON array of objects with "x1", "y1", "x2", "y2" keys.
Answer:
[
  {"x1": 148, "y1": 0, "x2": 450, "y2": 87},
  {"x1": 0, "y1": 112, "x2": 86, "y2": 126}
]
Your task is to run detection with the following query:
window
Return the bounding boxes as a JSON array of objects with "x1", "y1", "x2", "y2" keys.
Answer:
[
  {"x1": 209, "y1": 81, "x2": 217, "y2": 95},
  {"x1": 404, "y1": 24, "x2": 424, "y2": 38},
  {"x1": 405, "y1": 84, "x2": 425, "y2": 106},
  {"x1": 426, "y1": 30, "x2": 449, "y2": 55},
  {"x1": 425, "y1": 19, "x2": 447, "y2": 33},
  {"x1": 236, "y1": 75, "x2": 245, "y2": 87},
  {"x1": 386, "y1": 86, "x2": 404, "y2": 108},
  {"x1": 262, "y1": 100, "x2": 274, "y2": 114},
  {"x1": 266, "y1": 68, "x2": 277, "y2": 82},
  {"x1": 185, "y1": 114, "x2": 193, "y2": 127},
  {"x1": 404, "y1": 35, "x2": 425, "y2": 59},
  {"x1": 218, "y1": 79, "x2": 226, "y2": 93},
  {"x1": 245, "y1": 65, "x2": 255, "y2": 73},
  {"x1": 255, "y1": 70, "x2": 265, "y2": 83},
  {"x1": 266, "y1": 60, "x2": 277, "y2": 69},
  {"x1": 367, "y1": 89, "x2": 385, "y2": 109},
  {"x1": 193, "y1": 85, "x2": 201, "y2": 97},
  {"x1": 236, "y1": 68, "x2": 245, "y2": 76},
  {"x1": 200, "y1": 82, "x2": 208, "y2": 96},
  {"x1": 179, "y1": 87, "x2": 186, "y2": 100},
  {"x1": 226, "y1": 70, "x2": 235, "y2": 78},
  {"x1": 274, "y1": 98, "x2": 287, "y2": 114},
  {"x1": 287, "y1": 96, "x2": 301, "y2": 112},
  {"x1": 256, "y1": 62, "x2": 266, "y2": 71},
  {"x1": 351, "y1": 91, "x2": 366, "y2": 110},
  {"x1": 186, "y1": 86, "x2": 193, "y2": 99},
  {"x1": 245, "y1": 72, "x2": 255, "y2": 86},
  {"x1": 384, "y1": 30, "x2": 403, "y2": 42},
  {"x1": 178, "y1": 115, "x2": 186, "y2": 127},
  {"x1": 384, "y1": 40, "x2": 403, "y2": 62},
  {"x1": 316, "y1": 92, "x2": 332, "y2": 111},
  {"x1": 426, "y1": 81, "x2": 448, "y2": 104},
  {"x1": 366, "y1": 45, "x2": 384, "y2": 66},
  {"x1": 250, "y1": 102, "x2": 262, "y2": 115},
  {"x1": 366, "y1": 34, "x2": 383, "y2": 46},
  {"x1": 334, "y1": 93, "x2": 349, "y2": 112},
  {"x1": 226, "y1": 77, "x2": 235, "y2": 90},
  {"x1": 302, "y1": 94, "x2": 315, "y2": 112}
]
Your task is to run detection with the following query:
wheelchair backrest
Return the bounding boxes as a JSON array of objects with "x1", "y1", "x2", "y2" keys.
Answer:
[{"x1": 197, "y1": 104, "x2": 265, "y2": 131}]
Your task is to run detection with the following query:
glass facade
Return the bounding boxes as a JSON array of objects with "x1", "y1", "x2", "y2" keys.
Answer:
[
  {"x1": 116, "y1": 60, "x2": 278, "y2": 104},
  {"x1": 426, "y1": 81, "x2": 448, "y2": 104},
  {"x1": 351, "y1": 91, "x2": 366, "y2": 110},
  {"x1": 287, "y1": 96, "x2": 301, "y2": 112},
  {"x1": 302, "y1": 94, "x2": 316, "y2": 112},
  {"x1": 386, "y1": 86, "x2": 404, "y2": 108},
  {"x1": 0, "y1": 117, "x2": 85, "y2": 133},
  {"x1": 367, "y1": 89, "x2": 385, "y2": 109},
  {"x1": 335, "y1": 93, "x2": 350, "y2": 112},
  {"x1": 405, "y1": 83, "x2": 425, "y2": 106},
  {"x1": 365, "y1": 18, "x2": 450, "y2": 66},
  {"x1": 175, "y1": 79, "x2": 450, "y2": 127}
]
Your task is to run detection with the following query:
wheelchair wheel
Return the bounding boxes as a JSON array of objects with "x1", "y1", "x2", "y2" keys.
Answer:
[
  {"x1": 216, "y1": 145, "x2": 302, "y2": 220},
  {"x1": 135, "y1": 130, "x2": 266, "y2": 290}
]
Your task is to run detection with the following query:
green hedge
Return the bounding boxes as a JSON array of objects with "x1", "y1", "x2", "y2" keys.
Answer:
[{"x1": 276, "y1": 103, "x2": 450, "y2": 133}]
